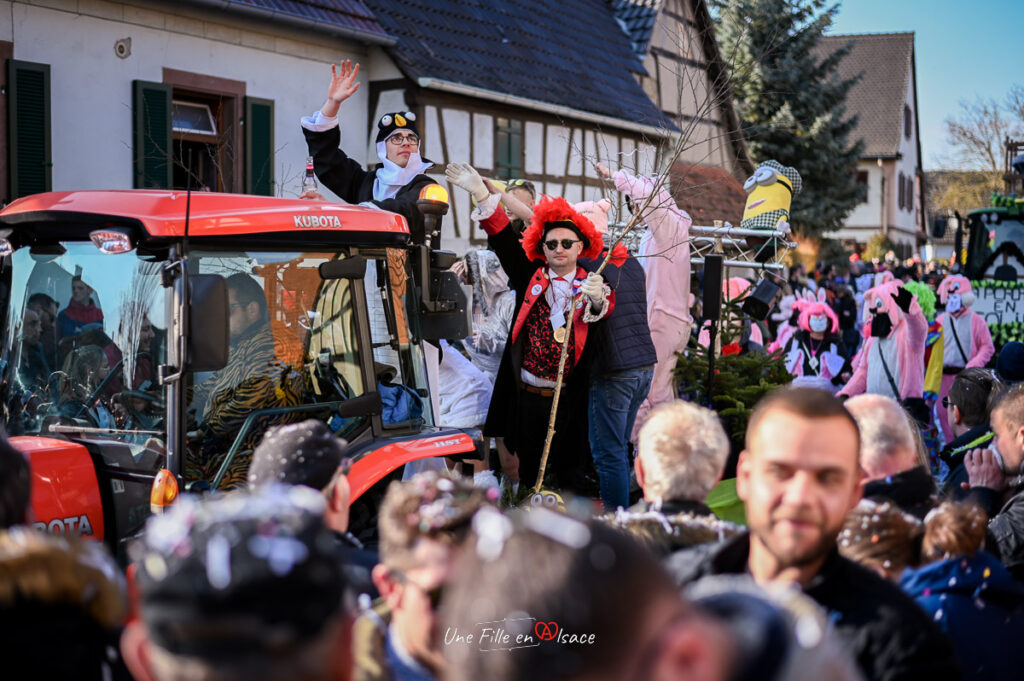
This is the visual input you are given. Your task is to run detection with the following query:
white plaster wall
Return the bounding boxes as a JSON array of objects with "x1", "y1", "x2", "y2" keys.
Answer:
[
  {"x1": 441, "y1": 109, "x2": 470, "y2": 165},
  {"x1": 889, "y1": 66, "x2": 921, "y2": 242},
  {"x1": 422, "y1": 106, "x2": 444, "y2": 169},
  {"x1": 524, "y1": 121, "x2": 543, "y2": 175},
  {"x1": 845, "y1": 163, "x2": 883, "y2": 227},
  {"x1": 7, "y1": 0, "x2": 369, "y2": 197},
  {"x1": 545, "y1": 124, "x2": 570, "y2": 175},
  {"x1": 471, "y1": 113, "x2": 493, "y2": 169}
]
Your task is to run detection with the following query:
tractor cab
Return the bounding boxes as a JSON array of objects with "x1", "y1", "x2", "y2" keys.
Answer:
[{"x1": 0, "y1": 190, "x2": 476, "y2": 556}]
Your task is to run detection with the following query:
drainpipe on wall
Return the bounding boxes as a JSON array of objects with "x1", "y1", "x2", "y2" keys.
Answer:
[{"x1": 878, "y1": 158, "x2": 888, "y2": 239}]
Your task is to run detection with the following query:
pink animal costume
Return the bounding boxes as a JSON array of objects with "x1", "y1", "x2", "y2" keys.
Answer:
[
  {"x1": 926, "y1": 276, "x2": 995, "y2": 443},
  {"x1": 839, "y1": 281, "x2": 928, "y2": 401},
  {"x1": 782, "y1": 290, "x2": 851, "y2": 393},
  {"x1": 611, "y1": 169, "x2": 693, "y2": 431}
]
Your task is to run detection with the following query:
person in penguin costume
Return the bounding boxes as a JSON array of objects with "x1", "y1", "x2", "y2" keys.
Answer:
[{"x1": 300, "y1": 60, "x2": 439, "y2": 246}]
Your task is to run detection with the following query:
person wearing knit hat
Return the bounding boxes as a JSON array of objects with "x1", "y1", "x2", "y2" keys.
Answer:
[
  {"x1": 249, "y1": 419, "x2": 349, "y2": 492},
  {"x1": 249, "y1": 419, "x2": 380, "y2": 601},
  {"x1": 122, "y1": 484, "x2": 354, "y2": 681},
  {"x1": 301, "y1": 60, "x2": 439, "y2": 246},
  {"x1": 446, "y1": 162, "x2": 614, "y2": 492},
  {"x1": 997, "y1": 341, "x2": 1024, "y2": 384}
]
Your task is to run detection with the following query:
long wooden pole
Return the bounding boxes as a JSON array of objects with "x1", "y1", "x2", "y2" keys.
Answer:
[{"x1": 531, "y1": 208, "x2": 646, "y2": 493}]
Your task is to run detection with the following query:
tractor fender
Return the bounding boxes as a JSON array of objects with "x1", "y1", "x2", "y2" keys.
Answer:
[{"x1": 346, "y1": 429, "x2": 480, "y2": 503}]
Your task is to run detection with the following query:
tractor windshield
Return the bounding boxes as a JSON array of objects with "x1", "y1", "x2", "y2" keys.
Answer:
[
  {"x1": 184, "y1": 249, "x2": 395, "y2": 489},
  {"x1": 2, "y1": 243, "x2": 167, "y2": 451}
]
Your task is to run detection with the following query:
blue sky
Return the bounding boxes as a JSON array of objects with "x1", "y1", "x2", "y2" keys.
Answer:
[{"x1": 829, "y1": 0, "x2": 1024, "y2": 169}]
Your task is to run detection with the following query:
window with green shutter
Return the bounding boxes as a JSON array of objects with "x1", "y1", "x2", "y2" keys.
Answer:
[
  {"x1": 495, "y1": 117, "x2": 523, "y2": 180},
  {"x1": 133, "y1": 80, "x2": 172, "y2": 189},
  {"x1": 7, "y1": 60, "x2": 51, "y2": 200},
  {"x1": 245, "y1": 97, "x2": 274, "y2": 196}
]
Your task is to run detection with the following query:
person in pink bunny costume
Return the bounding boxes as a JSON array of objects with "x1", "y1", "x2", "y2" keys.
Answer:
[
  {"x1": 595, "y1": 162, "x2": 693, "y2": 435},
  {"x1": 926, "y1": 275, "x2": 995, "y2": 442},
  {"x1": 839, "y1": 280, "x2": 928, "y2": 405},
  {"x1": 781, "y1": 290, "x2": 851, "y2": 393},
  {"x1": 768, "y1": 289, "x2": 816, "y2": 354}
]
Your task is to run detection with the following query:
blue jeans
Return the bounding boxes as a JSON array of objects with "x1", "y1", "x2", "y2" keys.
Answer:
[{"x1": 588, "y1": 365, "x2": 654, "y2": 511}]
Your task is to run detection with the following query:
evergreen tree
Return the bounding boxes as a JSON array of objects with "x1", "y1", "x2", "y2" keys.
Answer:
[{"x1": 713, "y1": 0, "x2": 866, "y2": 241}]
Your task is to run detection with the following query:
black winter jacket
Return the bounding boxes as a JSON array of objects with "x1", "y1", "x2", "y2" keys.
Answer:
[
  {"x1": 938, "y1": 423, "x2": 994, "y2": 501},
  {"x1": 580, "y1": 253, "x2": 656, "y2": 373},
  {"x1": 302, "y1": 126, "x2": 437, "y2": 246},
  {"x1": 966, "y1": 482, "x2": 1024, "y2": 581},
  {"x1": 665, "y1": 533, "x2": 961, "y2": 681},
  {"x1": 863, "y1": 464, "x2": 938, "y2": 520}
]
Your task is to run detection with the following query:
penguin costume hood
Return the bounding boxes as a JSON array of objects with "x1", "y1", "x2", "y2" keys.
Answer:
[{"x1": 372, "y1": 111, "x2": 432, "y2": 201}]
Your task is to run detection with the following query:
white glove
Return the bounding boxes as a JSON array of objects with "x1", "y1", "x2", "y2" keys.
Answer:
[
  {"x1": 445, "y1": 162, "x2": 489, "y2": 202},
  {"x1": 581, "y1": 272, "x2": 605, "y2": 305}
]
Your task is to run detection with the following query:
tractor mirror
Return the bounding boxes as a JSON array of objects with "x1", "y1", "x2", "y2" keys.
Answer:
[
  {"x1": 188, "y1": 274, "x2": 229, "y2": 372},
  {"x1": 319, "y1": 255, "x2": 367, "y2": 280}
]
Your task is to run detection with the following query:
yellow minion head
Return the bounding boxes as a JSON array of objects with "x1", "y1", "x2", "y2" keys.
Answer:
[
  {"x1": 740, "y1": 160, "x2": 802, "y2": 231},
  {"x1": 529, "y1": 490, "x2": 566, "y2": 512}
]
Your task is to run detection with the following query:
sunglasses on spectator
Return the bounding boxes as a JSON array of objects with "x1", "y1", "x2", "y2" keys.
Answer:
[
  {"x1": 942, "y1": 396, "x2": 951, "y2": 409},
  {"x1": 506, "y1": 178, "x2": 528, "y2": 187},
  {"x1": 391, "y1": 569, "x2": 444, "y2": 609},
  {"x1": 543, "y1": 239, "x2": 581, "y2": 251},
  {"x1": 387, "y1": 133, "x2": 419, "y2": 146}
]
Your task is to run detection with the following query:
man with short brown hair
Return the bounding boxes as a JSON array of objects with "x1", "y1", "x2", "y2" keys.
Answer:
[
  {"x1": 355, "y1": 471, "x2": 493, "y2": 681},
  {"x1": 667, "y1": 387, "x2": 959, "y2": 681}
]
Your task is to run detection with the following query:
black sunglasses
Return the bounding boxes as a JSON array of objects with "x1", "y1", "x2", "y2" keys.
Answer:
[
  {"x1": 942, "y1": 396, "x2": 951, "y2": 409},
  {"x1": 543, "y1": 238, "x2": 581, "y2": 251}
]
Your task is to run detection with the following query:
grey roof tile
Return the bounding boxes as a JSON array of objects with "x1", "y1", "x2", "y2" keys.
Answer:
[
  {"x1": 222, "y1": 0, "x2": 390, "y2": 39},
  {"x1": 363, "y1": 0, "x2": 676, "y2": 130},
  {"x1": 814, "y1": 32, "x2": 915, "y2": 157}
]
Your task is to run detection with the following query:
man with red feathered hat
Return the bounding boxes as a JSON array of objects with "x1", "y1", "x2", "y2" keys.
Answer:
[{"x1": 446, "y1": 162, "x2": 614, "y2": 492}]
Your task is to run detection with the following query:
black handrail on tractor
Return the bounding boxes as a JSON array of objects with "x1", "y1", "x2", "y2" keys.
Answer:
[{"x1": 210, "y1": 401, "x2": 347, "y2": 490}]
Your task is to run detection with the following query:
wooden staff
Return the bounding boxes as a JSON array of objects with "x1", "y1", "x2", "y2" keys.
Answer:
[{"x1": 531, "y1": 196, "x2": 658, "y2": 493}]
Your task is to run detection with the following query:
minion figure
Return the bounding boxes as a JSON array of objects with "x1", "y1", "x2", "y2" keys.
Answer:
[
  {"x1": 740, "y1": 160, "x2": 803, "y2": 232},
  {"x1": 529, "y1": 490, "x2": 566, "y2": 512}
]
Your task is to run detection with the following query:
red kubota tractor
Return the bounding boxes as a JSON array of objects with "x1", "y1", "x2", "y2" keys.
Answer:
[{"x1": 0, "y1": 188, "x2": 480, "y2": 559}]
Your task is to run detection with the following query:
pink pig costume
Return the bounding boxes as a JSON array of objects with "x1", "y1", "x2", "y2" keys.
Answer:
[
  {"x1": 929, "y1": 276, "x2": 995, "y2": 443},
  {"x1": 611, "y1": 169, "x2": 693, "y2": 432},
  {"x1": 839, "y1": 280, "x2": 928, "y2": 401}
]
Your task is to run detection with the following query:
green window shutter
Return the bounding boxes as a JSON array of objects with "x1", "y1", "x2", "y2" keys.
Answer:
[
  {"x1": 245, "y1": 97, "x2": 274, "y2": 196},
  {"x1": 8, "y1": 60, "x2": 52, "y2": 200},
  {"x1": 132, "y1": 80, "x2": 172, "y2": 189}
]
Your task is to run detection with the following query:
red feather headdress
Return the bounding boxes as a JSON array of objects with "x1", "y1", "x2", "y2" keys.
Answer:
[{"x1": 521, "y1": 197, "x2": 604, "y2": 263}]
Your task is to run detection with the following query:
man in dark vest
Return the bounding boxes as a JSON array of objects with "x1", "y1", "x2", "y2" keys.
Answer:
[{"x1": 574, "y1": 197, "x2": 656, "y2": 511}]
